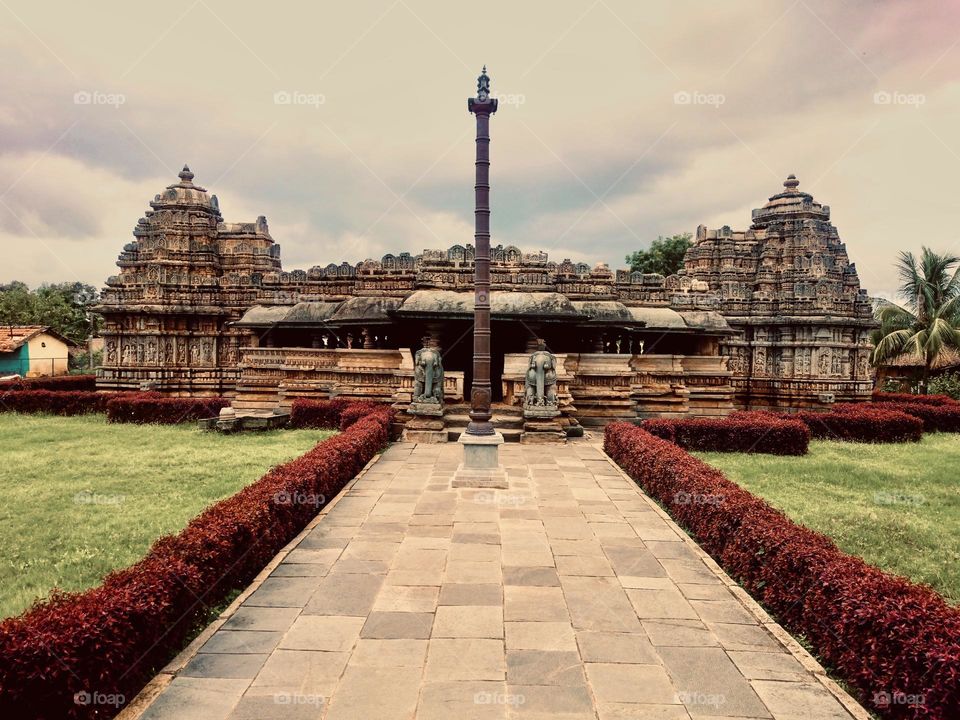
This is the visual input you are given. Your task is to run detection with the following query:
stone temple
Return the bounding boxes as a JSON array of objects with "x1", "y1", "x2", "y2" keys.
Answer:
[{"x1": 95, "y1": 167, "x2": 874, "y2": 439}]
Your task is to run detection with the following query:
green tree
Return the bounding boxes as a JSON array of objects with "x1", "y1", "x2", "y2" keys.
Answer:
[
  {"x1": 625, "y1": 233, "x2": 693, "y2": 276},
  {"x1": 871, "y1": 248, "x2": 960, "y2": 394},
  {"x1": 0, "y1": 281, "x2": 101, "y2": 345}
]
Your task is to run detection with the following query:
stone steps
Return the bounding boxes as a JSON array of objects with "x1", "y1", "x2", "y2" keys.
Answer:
[{"x1": 443, "y1": 403, "x2": 525, "y2": 442}]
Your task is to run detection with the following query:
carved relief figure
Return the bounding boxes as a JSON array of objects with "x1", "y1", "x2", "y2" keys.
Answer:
[{"x1": 106, "y1": 341, "x2": 117, "y2": 364}]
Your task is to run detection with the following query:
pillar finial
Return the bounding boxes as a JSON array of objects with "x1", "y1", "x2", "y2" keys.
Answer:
[{"x1": 477, "y1": 65, "x2": 490, "y2": 101}]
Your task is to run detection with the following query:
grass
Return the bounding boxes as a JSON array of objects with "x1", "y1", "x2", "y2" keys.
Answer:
[
  {"x1": 0, "y1": 413, "x2": 334, "y2": 619},
  {"x1": 695, "y1": 434, "x2": 960, "y2": 604}
]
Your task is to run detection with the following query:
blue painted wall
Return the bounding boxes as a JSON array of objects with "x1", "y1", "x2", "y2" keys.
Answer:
[{"x1": 0, "y1": 346, "x2": 29, "y2": 375}]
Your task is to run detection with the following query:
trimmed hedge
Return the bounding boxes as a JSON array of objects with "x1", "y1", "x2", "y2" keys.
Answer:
[
  {"x1": 732, "y1": 408, "x2": 925, "y2": 444},
  {"x1": 289, "y1": 397, "x2": 353, "y2": 429},
  {"x1": 837, "y1": 401, "x2": 960, "y2": 433},
  {"x1": 604, "y1": 422, "x2": 960, "y2": 720},
  {"x1": 0, "y1": 404, "x2": 393, "y2": 720},
  {"x1": 0, "y1": 374, "x2": 97, "y2": 392},
  {"x1": 642, "y1": 415, "x2": 809, "y2": 455},
  {"x1": 0, "y1": 390, "x2": 108, "y2": 416},
  {"x1": 339, "y1": 401, "x2": 380, "y2": 430},
  {"x1": 872, "y1": 391, "x2": 958, "y2": 407},
  {"x1": 105, "y1": 396, "x2": 230, "y2": 424}
]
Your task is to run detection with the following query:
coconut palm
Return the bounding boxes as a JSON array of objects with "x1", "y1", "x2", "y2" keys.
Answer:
[{"x1": 871, "y1": 247, "x2": 960, "y2": 393}]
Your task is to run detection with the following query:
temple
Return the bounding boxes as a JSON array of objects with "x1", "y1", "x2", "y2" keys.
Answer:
[{"x1": 95, "y1": 168, "x2": 875, "y2": 439}]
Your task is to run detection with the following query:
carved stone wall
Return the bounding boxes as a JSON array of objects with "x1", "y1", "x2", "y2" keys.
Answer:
[
  {"x1": 96, "y1": 170, "x2": 873, "y2": 412},
  {"x1": 681, "y1": 175, "x2": 875, "y2": 409}
]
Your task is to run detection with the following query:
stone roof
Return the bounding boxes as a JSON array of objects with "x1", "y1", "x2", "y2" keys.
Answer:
[{"x1": 396, "y1": 290, "x2": 584, "y2": 320}]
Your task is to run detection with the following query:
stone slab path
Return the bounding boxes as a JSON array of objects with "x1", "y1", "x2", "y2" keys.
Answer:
[{"x1": 134, "y1": 441, "x2": 866, "y2": 720}]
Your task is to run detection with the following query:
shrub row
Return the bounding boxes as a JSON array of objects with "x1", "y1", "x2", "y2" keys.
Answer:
[
  {"x1": 105, "y1": 396, "x2": 230, "y2": 424},
  {"x1": 872, "y1": 391, "x2": 958, "y2": 407},
  {"x1": 0, "y1": 389, "x2": 109, "y2": 416},
  {"x1": 604, "y1": 422, "x2": 960, "y2": 720},
  {"x1": 641, "y1": 415, "x2": 809, "y2": 455},
  {"x1": 0, "y1": 404, "x2": 394, "y2": 720},
  {"x1": 732, "y1": 408, "x2": 925, "y2": 444},
  {"x1": 0, "y1": 374, "x2": 97, "y2": 392},
  {"x1": 289, "y1": 397, "x2": 384, "y2": 431},
  {"x1": 841, "y1": 401, "x2": 960, "y2": 433}
]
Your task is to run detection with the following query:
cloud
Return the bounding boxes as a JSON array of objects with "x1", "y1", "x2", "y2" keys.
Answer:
[{"x1": 0, "y1": 0, "x2": 958, "y2": 304}]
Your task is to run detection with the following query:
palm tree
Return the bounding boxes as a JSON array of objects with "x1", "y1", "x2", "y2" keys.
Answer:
[{"x1": 871, "y1": 247, "x2": 960, "y2": 393}]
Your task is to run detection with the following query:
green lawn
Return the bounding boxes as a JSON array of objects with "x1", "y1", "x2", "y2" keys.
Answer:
[
  {"x1": 0, "y1": 414, "x2": 333, "y2": 619},
  {"x1": 695, "y1": 435, "x2": 960, "y2": 604}
]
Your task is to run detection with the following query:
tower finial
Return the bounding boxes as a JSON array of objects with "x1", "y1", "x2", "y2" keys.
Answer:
[
  {"x1": 179, "y1": 164, "x2": 194, "y2": 183},
  {"x1": 784, "y1": 174, "x2": 799, "y2": 191},
  {"x1": 477, "y1": 65, "x2": 490, "y2": 101}
]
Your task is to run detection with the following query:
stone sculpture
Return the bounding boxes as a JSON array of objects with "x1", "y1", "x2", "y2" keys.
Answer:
[
  {"x1": 411, "y1": 346, "x2": 444, "y2": 416},
  {"x1": 524, "y1": 345, "x2": 559, "y2": 418}
]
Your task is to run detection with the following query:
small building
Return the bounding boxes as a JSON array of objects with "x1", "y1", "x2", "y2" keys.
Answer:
[{"x1": 0, "y1": 326, "x2": 77, "y2": 377}]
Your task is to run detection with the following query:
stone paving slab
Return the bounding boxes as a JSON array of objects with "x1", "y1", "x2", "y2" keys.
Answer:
[{"x1": 133, "y1": 441, "x2": 868, "y2": 720}]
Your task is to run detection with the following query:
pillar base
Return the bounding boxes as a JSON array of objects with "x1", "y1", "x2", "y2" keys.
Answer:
[{"x1": 452, "y1": 431, "x2": 508, "y2": 488}]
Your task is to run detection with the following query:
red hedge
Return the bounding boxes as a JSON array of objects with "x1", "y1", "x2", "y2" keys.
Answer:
[
  {"x1": 733, "y1": 408, "x2": 924, "y2": 444},
  {"x1": 642, "y1": 415, "x2": 809, "y2": 455},
  {"x1": 604, "y1": 422, "x2": 960, "y2": 720},
  {"x1": 339, "y1": 401, "x2": 381, "y2": 430},
  {"x1": 0, "y1": 375, "x2": 97, "y2": 392},
  {"x1": 837, "y1": 402, "x2": 960, "y2": 433},
  {"x1": 0, "y1": 405, "x2": 393, "y2": 720},
  {"x1": 0, "y1": 390, "x2": 109, "y2": 415},
  {"x1": 872, "y1": 391, "x2": 958, "y2": 407},
  {"x1": 105, "y1": 396, "x2": 230, "y2": 424},
  {"x1": 289, "y1": 397, "x2": 353, "y2": 429}
]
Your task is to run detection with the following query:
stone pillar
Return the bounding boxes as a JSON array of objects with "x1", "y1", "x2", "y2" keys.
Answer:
[{"x1": 456, "y1": 66, "x2": 506, "y2": 488}]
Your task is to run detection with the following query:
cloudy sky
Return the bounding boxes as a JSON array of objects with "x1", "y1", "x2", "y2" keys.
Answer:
[{"x1": 1, "y1": 0, "x2": 958, "y2": 300}]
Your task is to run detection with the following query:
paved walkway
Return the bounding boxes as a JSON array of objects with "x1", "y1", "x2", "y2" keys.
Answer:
[{"x1": 135, "y1": 441, "x2": 865, "y2": 720}]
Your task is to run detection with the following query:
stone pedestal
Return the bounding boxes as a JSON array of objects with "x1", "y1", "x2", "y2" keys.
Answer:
[
  {"x1": 402, "y1": 400, "x2": 446, "y2": 443},
  {"x1": 452, "y1": 431, "x2": 508, "y2": 488},
  {"x1": 521, "y1": 405, "x2": 565, "y2": 444}
]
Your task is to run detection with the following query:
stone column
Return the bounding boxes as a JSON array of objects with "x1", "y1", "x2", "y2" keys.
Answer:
[{"x1": 457, "y1": 66, "x2": 506, "y2": 488}]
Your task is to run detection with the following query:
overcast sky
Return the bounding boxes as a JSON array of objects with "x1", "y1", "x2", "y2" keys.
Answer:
[{"x1": 1, "y1": 0, "x2": 958, "y2": 301}]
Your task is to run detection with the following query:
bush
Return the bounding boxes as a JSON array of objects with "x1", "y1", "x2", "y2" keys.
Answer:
[
  {"x1": 289, "y1": 397, "x2": 352, "y2": 429},
  {"x1": 841, "y1": 401, "x2": 960, "y2": 433},
  {"x1": 0, "y1": 405, "x2": 394, "y2": 720},
  {"x1": 872, "y1": 391, "x2": 958, "y2": 407},
  {"x1": 339, "y1": 401, "x2": 381, "y2": 430},
  {"x1": 927, "y1": 372, "x2": 960, "y2": 401},
  {"x1": 642, "y1": 415, "x2": 809, "y2": 455},
  {"x1": 604, "y1": 422, "x2": 960, "y2": 720},
  {"x1": 106, "y1": 396, "x2": 229, "y2": 424},
  {"x1": 789, "y1": 408, "x2": 923, "y2": 443},
  {"x1": 0, "y1": 374, "x2": 97, "y2": 392},
  {"x1": 0, "y1": 390, "x2": 108, "y2": 415}
]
